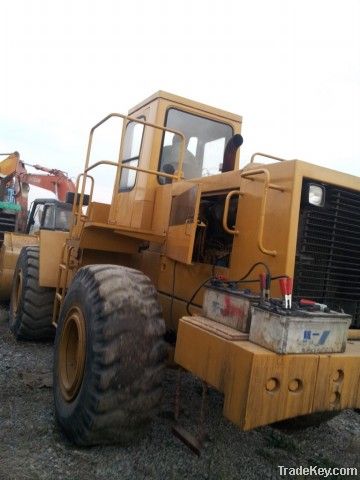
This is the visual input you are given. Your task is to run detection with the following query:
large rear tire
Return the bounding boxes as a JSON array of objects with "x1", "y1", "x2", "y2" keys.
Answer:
[
  {"x1": 53, "y1": 264, "x2": 166, "y2": 446},
  {"x1": 9, "y1": 246, "x2": 56, "y2": 340}
]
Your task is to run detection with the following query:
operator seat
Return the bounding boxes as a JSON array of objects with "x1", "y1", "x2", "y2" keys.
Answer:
[{"x1": 161, "y1": 138, "x2": 200, "y2": 181}]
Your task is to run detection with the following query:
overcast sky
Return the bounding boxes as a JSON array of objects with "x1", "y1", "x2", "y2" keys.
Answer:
[{"x1": 1, "y1": 0, "x2": 359, "y2": 201}]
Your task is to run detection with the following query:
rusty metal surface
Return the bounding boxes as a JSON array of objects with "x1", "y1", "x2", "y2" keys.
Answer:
[
  {"x1": 203, "y1": 286, "x2": 257, "y2": 332},
  {"x1": 249, "y1": 307, "x2": 352, "y2": 354},
  {"x1": 172, "y1": 424, "x2": 202, "y2": 456},
  {"x1": 172, "y1": 368, "x2": 208, "y2": 456}
]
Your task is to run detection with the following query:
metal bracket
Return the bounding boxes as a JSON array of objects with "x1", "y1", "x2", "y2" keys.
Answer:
[{"x1": 172, "y1": 368, "x2": 208, "y2": 455}]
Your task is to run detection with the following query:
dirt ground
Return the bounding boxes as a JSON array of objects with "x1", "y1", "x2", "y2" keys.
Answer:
[{"x1": 0, "y1": 308, "x2": 359, "y2": 480}]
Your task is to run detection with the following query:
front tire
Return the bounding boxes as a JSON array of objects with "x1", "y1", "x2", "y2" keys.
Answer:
[
  {"x1": 9, "y1": 246, "x2": 56, "y2": 340},
  {"x1": 53, "y1": 264, "x2": 166, "y2": 446}
]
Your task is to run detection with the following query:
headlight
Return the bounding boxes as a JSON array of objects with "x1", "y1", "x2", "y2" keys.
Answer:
[{"x1": 308, "y1": 184, "x2": 325, "y2": 207}]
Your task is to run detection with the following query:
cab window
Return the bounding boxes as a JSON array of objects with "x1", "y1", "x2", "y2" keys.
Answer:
[
  {"x1": 119, "y1": 119, "x2": 145, "y2": 191},
  {"x1": 42, "y1": 205, "x2": 55, "y2": 229},
  {"x1": 29, "y1": 203, "x2": 44, "y2": 234},
  {"x1": 158, "y1": 109, "x2": 233, "y2": 184},
  {"x1": 55, "y1": 208, "x2": 72, "y2": 231}
]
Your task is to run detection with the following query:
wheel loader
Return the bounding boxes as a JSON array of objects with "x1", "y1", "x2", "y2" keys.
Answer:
[
  {"x1": 8, "y1": 91, "x2": 360, "y2": 446},
  {"x1": 7, "y1": 196, "x2": 75, "y2": 338},
  {"x1": 0, "y1": 195, "x2": 76, "y2": 306},
  {"x1": 0, "y1": 152, "x2": 76, "y2": 311}
]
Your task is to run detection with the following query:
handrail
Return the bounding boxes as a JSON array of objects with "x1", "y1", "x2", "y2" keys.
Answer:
[
  {"x1": 74, "y1": 113, "x2": 187, "y2": 232},
  {"x1": 52, "y1": 243, "x2": 74, "y2": 327},
  {"x1": 84, "y1": 112, "x2": 186, "y2": 178},
  {"x1": 84, "y1": 160, "x2": 118, "y2": 172},
  {"x1": 70, "y1": 173, "x2": 94, "y2": 236},
  {"x1": 222, "y1": 190, "x2": 242, "y2": 235},
  {"x1": 241, "y1": 168, "x2": 284, "y2": 256},
  {"x1": 84, "y1": 160, "x2": 180, "y2": 181},
  {"x1": 250, "y1": 152, "x2": 294, "y2": 164}
]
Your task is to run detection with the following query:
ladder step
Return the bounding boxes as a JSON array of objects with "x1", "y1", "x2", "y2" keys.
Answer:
[
  {"x1": 59, "y1": 264, "x2": 66, "y2": 270},
  {"x1": 56, "y1": 293, "x2": 63, "y2": 301}
]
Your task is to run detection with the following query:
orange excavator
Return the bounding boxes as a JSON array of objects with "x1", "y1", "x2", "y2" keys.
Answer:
[{"x1": 0, "y1": 151, "x2": 76, "y2": 232}]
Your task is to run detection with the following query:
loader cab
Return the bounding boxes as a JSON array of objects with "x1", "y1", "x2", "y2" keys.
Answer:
[
  {"x1": 109, "y1": 91, "x2": 242, "y2": 233},
  {"x1": 26, "y1": 199, "x2": 72, "y2": 234}
]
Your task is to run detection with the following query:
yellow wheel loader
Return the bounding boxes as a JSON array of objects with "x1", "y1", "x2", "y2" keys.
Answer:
[
  {"x1": 0, "y1": 151, "x2": 76, "y2": 323},
  {"x1": 9, "y1": 91, "x2": 360, "y2": 446},
  {"x1": 6, "y1": 197, "x2": 74, "y2": 339}
]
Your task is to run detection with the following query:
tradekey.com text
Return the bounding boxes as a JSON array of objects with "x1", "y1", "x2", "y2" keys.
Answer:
[{"x1": 278, "y1": 465, "x2": 358, "y2": 477}]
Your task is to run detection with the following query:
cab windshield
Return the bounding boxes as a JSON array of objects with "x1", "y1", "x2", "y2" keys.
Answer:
[{"x1": 158, "y1": 109, "x2": 233, "y2": 183}]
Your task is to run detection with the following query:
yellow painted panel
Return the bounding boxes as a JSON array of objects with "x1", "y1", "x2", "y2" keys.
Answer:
[
  {"x1": 151, "y1": 185, "x2": 172, "y2": 236},
  {"x1": 131, "y1": 200, "x2": 154, "y2": 230},
  {"x1": 165, "y1": 183, "x2": 201, "y2": 264},
  {"x1": 0, "y1": 232, "x2": 38, "y2": 300},
  {"x1": 39, "y1": 230, "x2": 68, "y2": 287},
  {"x1": 87, "y1": 202, "x2": 110, "y2": 223},
  {"x1": 129, "y1": 90, "x2": 242, "y2": 124},
  {"x1": 175, "y1": 318, "x2": 231, "y2": 393},
  {"x1": 166, "y1": 224, "x2": 195, "y2": 264},
  {"x1": 79, "y1": 226, "x2": 140, "y2": 253},
  {"x1": 243, "y1": 350, "x2": 318, "y2": 429},
  {"x1": 229, "y1": 161, "x2": 297, "y2": 287},
  {"x1": 174, "y1": 319, "x2": 360, "y2": 431},
  {"x1": 313, "y1": 343, "x2": 360, "y2": 411}
]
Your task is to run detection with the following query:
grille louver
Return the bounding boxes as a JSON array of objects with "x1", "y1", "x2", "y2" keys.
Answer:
[{"x1": 294, "y1": 182, "x2": 360, "y2": 327}]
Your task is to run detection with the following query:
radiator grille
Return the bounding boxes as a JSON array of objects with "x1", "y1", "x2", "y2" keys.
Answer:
[
  {"x1": 0, "y1": 212, "x2": 16, "y2": 233},
  {"x1": 294, "y1": 181, "x2": 360, "y2": 327}
]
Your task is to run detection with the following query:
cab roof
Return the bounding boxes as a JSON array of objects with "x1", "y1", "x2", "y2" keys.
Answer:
[{"x1": 128, "y1": 90, "x2": 242, "y2": 123}]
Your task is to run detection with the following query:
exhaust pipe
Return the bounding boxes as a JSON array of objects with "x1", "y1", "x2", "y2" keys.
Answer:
[{"x1": 222, "y1": 134, "x2": 243, "y2": 172}]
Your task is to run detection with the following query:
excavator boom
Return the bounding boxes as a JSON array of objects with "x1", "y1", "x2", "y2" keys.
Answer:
[
  {"x1": 0, "y1": 152, "x2": 76, "y2": 232},
  {"x1": 18, "y1": 173, "x2": 75, "y2": 201}
]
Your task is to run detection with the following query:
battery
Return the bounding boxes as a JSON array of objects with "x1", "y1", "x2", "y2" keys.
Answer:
[
  {"x1": 249, "y1": 305, "x2": 352, "y2": 354},
  {"x1": 203, "y1": 283, "x2": 259, "y2": 333}
]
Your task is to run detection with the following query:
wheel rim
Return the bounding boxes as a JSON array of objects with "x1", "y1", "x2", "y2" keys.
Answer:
[
  {"x1": 59, "y1": 306, "x2": 86, "y2": 402},
  {"x1": 11, "y1": 270, "x2": 23, "y2": 316}
]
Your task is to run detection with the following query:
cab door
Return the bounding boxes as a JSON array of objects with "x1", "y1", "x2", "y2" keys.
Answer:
[
  {"x1": 165, "y1": 182, "x2": 202, "y2": 264},
  {"x1": 109, "y1": 105, "x2": 153, "y2": 228}
]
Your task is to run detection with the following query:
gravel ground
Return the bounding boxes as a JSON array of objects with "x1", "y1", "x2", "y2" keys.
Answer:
[{"x1": 0, "y1": 306, "x2": 359, "y2": 480}]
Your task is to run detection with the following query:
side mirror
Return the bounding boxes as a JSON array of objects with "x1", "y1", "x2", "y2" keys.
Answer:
[{"x1": 65, "y1": 192, "x2": 90, "y2": 206}]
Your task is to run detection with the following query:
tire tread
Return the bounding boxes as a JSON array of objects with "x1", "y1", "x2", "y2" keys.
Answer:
[
  {"x1": 9, "y1": 246, "x2": 55, "y2": 340},
  {"x1": 54, "y1": 264, "x2": 166, "y2": 446}
]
